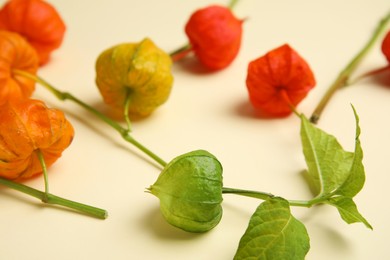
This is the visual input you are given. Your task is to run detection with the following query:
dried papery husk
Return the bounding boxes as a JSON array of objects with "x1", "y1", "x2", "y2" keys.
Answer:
[
  {"x1": 95, "y1": 38, "x2": 174, "y2": 119},
  {"x1": 0, "y1": 30, "x2": 39, "y2": 105},
  {"x1": 185, "y1": 5, "x2": 243, "y2": 70},
  {"x1": 0, "y1": 0, "x2": 66, "y2": 65},
  {"x1": 0, "y1": 99, "x2": 74, "y2": 180},
  {"x1": 381, "y1": 30, "x2": 390, "y2": 62},
  {"x1": 246, "y1": 44, "x2": 316, "y2": 117}
]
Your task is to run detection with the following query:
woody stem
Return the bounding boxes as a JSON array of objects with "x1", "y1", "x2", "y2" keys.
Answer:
[
  {"x1": 0, "y1": 177, "x2": 107, "y2": 219},
  {"x1": 310, "y1": 10, "x2": 390, "y2": 124},
  {"x1": 13, "y1": 70, "x2": 168, "y2": 168}
]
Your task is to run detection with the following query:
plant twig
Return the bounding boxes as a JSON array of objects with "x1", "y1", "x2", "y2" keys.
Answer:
[
  {"x1": 13, "y1": 69, "x2": 167, "y2": 167},
  {"x1": 0, "y1": 176, "x2": 107, "y2": 219},
  {"x1": 310, "y1": 10, "x2": 390, "y2": 124}
]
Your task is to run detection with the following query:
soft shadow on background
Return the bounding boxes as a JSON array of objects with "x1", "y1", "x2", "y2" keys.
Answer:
[{"x1": 140, "y1": 206, "x2": 205, "y2": 241}]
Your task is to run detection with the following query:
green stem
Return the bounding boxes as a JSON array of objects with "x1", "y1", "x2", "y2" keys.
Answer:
[
  {"x1": 228, "y1": 0, "x2": 239, "y2": 9},
  {"x1": 169, "y1": 44, "x2": 192, "y2": 62},
  {"x1": 124, "y1": 90, "x2": 133, "y2": 132},
  {"x1": 310, "y1": 10, "x2": 390, "y2": 124},
  {"x1": 222, "y1": 187, "x2": 275, "y2": 200},
  {"x1": 121, "y1": 133, "x2": 167, "y2": 167},
  {"x1": 36, "y1": 149, "x2": 49, "y2": 200},
  {"x1": 222, "y1": 187, "x2": 332, "y2": 207},
  {"x1": 280, "y1": 89, "x2": 301, "y2": 117},
  {"x1": 0, "y1": 177, "x2": 107, "y2": 219},
  {"x1": 13, "y1": 70, "x2": 167, "y2": 167}
]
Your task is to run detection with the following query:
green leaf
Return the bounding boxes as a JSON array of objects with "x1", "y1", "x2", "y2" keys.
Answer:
[
  {"x1": 234, "y1": 197, "x2": 310, "y2": 260},
  {"x1": 334, "y1": 106, "x2": 365, "y2": 197},
  {"x1": 328, "y1": 196, "x2": 372, "y2": 229},
  {"x1": 300, "y1": 110, "x2": 360, "y2": 198}
]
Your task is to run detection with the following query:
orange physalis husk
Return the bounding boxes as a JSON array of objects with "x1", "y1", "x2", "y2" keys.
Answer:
[
  {"x1": 382, "y1": 30, "x2": 390, "y2": 62},
  {"x1": 0, "y1": 99, "x2": 74, "y2": 181},
  {"x1": 95, "y1": 38, "x2": 174, "y2": 118},
  {"x1": 0, "y1": 0, "x2": 66, "y2": 65},
  {"x1": 246, "y1": 44, "x2": 316, "y2": 117},
  {"x1": 184, "y1": 5, "x2": 243, "y2": 71},
  {"x1": 0, "y1": 30, "x2": 39, "y2": 105}
]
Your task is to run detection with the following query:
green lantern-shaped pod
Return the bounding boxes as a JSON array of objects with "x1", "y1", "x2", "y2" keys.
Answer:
[
  {"x1": 95, "y1": 38, "x2": 173, "y2": 118},
  {"x1": 148, "y1": 150, "x2": 223, "y2": 233}
]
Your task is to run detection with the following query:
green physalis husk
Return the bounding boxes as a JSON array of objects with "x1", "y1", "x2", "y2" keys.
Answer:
[{"x1": 148, "y1": 150, "x2": 223, "y2": 233}]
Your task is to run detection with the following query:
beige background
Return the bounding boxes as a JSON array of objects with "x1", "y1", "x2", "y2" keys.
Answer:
[{"x1": 0, "y1": 0, "x2": 389, "y2": 259}]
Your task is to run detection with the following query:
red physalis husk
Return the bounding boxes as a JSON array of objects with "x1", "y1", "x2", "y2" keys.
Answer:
[
  {"x1": 0, "y1": 0, "x2": 66, "y2": 65},
  {"x1": 0, "y1": 99, "x2": 74, "y2": 181},
  {"x1": 381, "y1": 30, "x2": 390, "y2": 62},
  {"x1": 246, "y1": 44, "x2": 316, "y2": 117},
  {"x1": 0, "y1": 30, "x2": 39, "y2": 105},
  {"x1": 184, "y1": 5, "x2": 243, "y2": 71}
]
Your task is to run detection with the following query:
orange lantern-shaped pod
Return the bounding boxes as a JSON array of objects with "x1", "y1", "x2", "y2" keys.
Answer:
[
  {"x1": 0, "y1": 30, "x2": 39, "y2": 105},
  {"x1": 0, "y1": 0, "x2": 66, "y2": 65},
  {"x1": 0, "y1": 99, "x2": 74, "y2": 180},
  {"x1": 246, "y1": 44, "x2": 316, "y2": 117}
]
